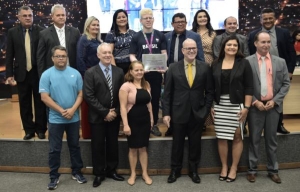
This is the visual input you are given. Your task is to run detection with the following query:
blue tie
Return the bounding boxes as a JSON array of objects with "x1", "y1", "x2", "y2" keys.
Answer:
[{"x1": 105, "y1": 67, "x2": 113, "y2": 107}]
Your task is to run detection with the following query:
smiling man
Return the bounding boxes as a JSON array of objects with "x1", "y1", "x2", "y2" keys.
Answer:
[
  {"x1": 248, "y1": 8, "x2": 296, "y2": 134},
  {"x1": 163, "y1": 38, "x2": 214, "y2": 184},
  {"x1": 213, "y1": 16, "x2": 249, "y2": 58}
]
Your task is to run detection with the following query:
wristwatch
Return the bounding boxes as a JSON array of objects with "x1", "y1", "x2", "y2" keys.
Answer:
[{"x1": 244, "y1": 106, "x2": 250, "y2": 110}]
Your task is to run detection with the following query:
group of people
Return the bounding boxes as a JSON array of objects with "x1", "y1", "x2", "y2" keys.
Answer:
[{"x1": 5, "y1": 3, "x2": 296, "y2": 190}]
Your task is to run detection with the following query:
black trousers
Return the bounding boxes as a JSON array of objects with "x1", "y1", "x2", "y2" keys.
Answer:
[
  {"x1": 90, "y1": 118, "x2": 120, "y2": 176},
  {"x1": 145, "y1": 72, "x2": 162, "y2": 125},
  {"x1": 16, "y1": 68, "x2": 47, "y2": 134},
  {"x1": 171, "y1": 112, "x2": 203, "y2": 173}
]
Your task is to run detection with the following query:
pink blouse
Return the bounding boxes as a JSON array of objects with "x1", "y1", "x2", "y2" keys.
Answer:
[{"x1": 119, "y1": 82, "x2": 151, "y2": 112}]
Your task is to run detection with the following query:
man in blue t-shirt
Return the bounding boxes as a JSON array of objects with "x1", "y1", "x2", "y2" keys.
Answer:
[{"x1": 39, "y1": 45, "x2": 87, "y2": 190}]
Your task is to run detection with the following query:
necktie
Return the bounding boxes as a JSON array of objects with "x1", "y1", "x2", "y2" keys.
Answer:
[
  {"x1": 105, "y1": 67, "x2": 113, "y2": 106},
  {"x1": 260, "y1": 56, "x2": 268, "y2": 97},
  {"x1": 58, "y1": 29, "x2": 65, "y2": 48},
  {"x1": 187, "y1": 63, "x2": 193, "y2": 87},
  {"x1": 25, "y1": 29, "x2": 32, "y2": 71},
  {"x1": 174, "y1": 34, "x2": 180, "y2": 62}
]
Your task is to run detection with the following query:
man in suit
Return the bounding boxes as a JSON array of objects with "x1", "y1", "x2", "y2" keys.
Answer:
[
  {"x1": 83, "y1": 43, "x2": 124, "y2": 188},
  {"x1": 5, "y1": 6, "x2": 47, "y2": 140},
  {"x1": 37, "y1": 4, "x2": 80, "y2": 77},
  {"x1": 39, "y1": 45, "x2": 87, "y2": 190},
  {"x1": 164, "y1": 12, "x2": 204, "y2": 136},
  {"x1": 246, "y1": 32, "x2": 290, "y2": 184},
  {"x1": 163, "y1": 38, "x2": 214, "y2": 184},
  {"x1": 247, "y1": 8, "x2": 296, "y2": 134},
  {"x1": 213, "y1": 16, "x2": 249, "y2": 58}
]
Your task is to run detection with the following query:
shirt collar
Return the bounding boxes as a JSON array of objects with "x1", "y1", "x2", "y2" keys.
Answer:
[
  {"x1": 262, "y1": 26, "x2": 275, "y2": 33},
  {"x1": 184, "y1": 59, "x2": 195, "y2": 66},
  {"x1": 99, "y1": 62, "x2": 111, "y2": 71},
  {"x1": 256, "y1": 52, "x2": 271, "y2": 60},
  {"x1": 172, "y1": 30, "x2": 186, "y2": 37},
  {"x1": 54, "y1": 24, "x2": 65, "y2": 32},
  {"x1": 21, "y1": 25, "x2": 32, "y2": 32}
]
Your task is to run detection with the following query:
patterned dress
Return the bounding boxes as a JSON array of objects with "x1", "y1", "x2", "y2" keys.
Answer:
[
  {"x1": 198, "y1": 29, "x2": 216, "y2": 126},
  {"x1": 198, "y1": 30, "x2": 216, "y2": 65}
]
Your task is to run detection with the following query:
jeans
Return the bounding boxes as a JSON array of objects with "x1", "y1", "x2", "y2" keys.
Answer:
[{"x1": 48, "y1": 121, "x2": 83, "y2": 179}]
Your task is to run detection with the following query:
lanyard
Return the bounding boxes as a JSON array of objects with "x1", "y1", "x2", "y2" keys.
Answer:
[{"x1": 142, "y1": 30, "x2": 154, "y2": 54}]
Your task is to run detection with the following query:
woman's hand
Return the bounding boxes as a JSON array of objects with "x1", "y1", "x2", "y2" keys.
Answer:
[
  {"x1": 210, "y1": 108, "x2": 215, "y2": 122},
  {"x1": 238, "y1": 108, "x2": 248, "y2": 122},
  {"x1": 123, "y1": 125, "x2": 131, "y2": 136}
]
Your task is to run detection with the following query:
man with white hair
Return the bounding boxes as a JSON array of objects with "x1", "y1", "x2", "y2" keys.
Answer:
[{"x1": 37, "y1": 4, "x2": 80, "y2": 77}]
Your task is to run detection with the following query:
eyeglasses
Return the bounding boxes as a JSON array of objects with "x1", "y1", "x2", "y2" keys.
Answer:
[
  {"x1": 142, "y1": 17, "x2": 154, "y2": 20},
  {"x1": 173, "y1": 21, "x2": 187, "y2": 24},
  {"x1": 53, "y1": 55, "x2": 67, "y2": 59},
  {"x1": 182, "y1": 47, "x2": 197, "y2": 51}
]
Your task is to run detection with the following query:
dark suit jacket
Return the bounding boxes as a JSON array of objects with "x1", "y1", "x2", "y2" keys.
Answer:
[
  {"x1": 162, "y1": 60, "x2": 214, "y2": 124},
  {"x1": 5, "y1": 25, "x2": 43, "y2": 82},
  {"x1": 83, "y1": 64, "x2": 124, "y2": 124},
  {"x1": 37, "y1": 25, "x2": 80, "y2": 77},
  {"x1": 211, "y1": 58, "x2": 253, "y2": 104},
  {"x1": 248, "y1": 27, "x2": 296, "y2": 74},
  {"x1": 164, "y1": 30, "x2": 205, "y2": 63}
]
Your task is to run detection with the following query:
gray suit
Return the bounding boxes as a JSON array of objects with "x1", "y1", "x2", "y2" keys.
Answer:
[
  {"x1": 213, "y1": 33, "x2": 249, "y2": 59},
  {"x1": 246, "y1": 54, "x2": 290, "y2": 174}
]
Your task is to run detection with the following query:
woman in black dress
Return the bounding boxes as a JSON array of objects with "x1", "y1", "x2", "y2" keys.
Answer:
[{"x1": 119, "y1": 61, "x2": 153, "y2": 186}]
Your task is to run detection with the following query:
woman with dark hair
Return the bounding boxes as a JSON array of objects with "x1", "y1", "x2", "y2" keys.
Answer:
[
  {"x1": 76, "y1": 16, "x2": 102, "y2": 139},
  {"x1": 105, "y1": 9, "x2": 136, "y2": 74},
  {"x1": 119, "y1": 61, "x2": 153, "y2": 186},
  {"x1": 191, "y1": 9, "x2": 216, "y2": 65},
  {"x1": 211, "y1": 35, "x2": 253, "y2": 182},
  {"x1": 292, "y1": 29, "x2": 300, "y2": 67},
  {"x1": 192, "y1": 9, "x2": 216, "y2": 129}
]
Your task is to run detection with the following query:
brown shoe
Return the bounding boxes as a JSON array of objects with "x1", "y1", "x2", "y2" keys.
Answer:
[
  {"x1": 268, "y1": 174, "x2": 281, "y2": 184},
  {"x1": 247, "y1": 173, "x2": 256, "y2": 183}
]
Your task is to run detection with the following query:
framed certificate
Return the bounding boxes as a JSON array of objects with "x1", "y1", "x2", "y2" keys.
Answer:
[{"x1": 142, "y1": 54, "x2": 167, "y2": 71}]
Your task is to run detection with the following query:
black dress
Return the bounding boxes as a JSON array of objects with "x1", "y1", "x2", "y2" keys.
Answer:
[{"x1": 127, "y1": 89, "x2": 151, "y2": 148}]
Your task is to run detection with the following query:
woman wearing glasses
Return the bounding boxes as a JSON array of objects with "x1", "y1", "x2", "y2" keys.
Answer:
[
  {"x1": 211, "y1": 35, "x2": 253, "y2": 182},
  {"x1": 76, "y1": 16, "x2": 102, "y2": 138}
]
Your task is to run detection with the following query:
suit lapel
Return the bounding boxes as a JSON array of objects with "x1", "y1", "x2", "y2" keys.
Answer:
[
  {"x1": 49, "y1": 26, "x2": 60, "y2": 45},
  {"x1": 18, "y1": 26, "x2": 25, "y2": 51},
  {"x1": 111, "y1": 65, "x2": 117, "y2": 92},
  {"x1": 193, "y1": 61, "x2": 202, "y2": 88},
  {"x1": 215, "y1": 61, "x2": 222, "y2": 89},
  {"x1": 271, "y1": 56, "x2": 277, "y2": 86},
  {"x1": 252, "y1": 54, "x2": 261, "y2": 83},
  {"x1": 178, "y1": 60, "x2": 190, "y2": 88},
  {"x1": 96, "y1": 65, "x2": 109, "y2": 88},
  {"x1": 65, "y1": 26, "x2": 70, "y2": 51},
  {"x1": 230, "y1": 59, "x2": 240, "y2": 84}
]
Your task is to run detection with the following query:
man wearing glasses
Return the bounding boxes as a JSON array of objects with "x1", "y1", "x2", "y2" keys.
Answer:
[
  {"x1": 129, "y1": 8, "x2": 167, "y2": 137},
  {"x1": 164, "y1": 12, "x2": 205, "y2": 136},
  {"x1": 5, "y1": 6, "x2": 47, "y2": 140},
  {"x1": 39, "y1": 45, "x2": 87, "y2": 190},
  {"x1": 163, "y1": 38, "x2": 214, "y2": 184}
]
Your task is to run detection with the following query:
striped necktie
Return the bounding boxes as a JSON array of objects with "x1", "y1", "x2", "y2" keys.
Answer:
[
  {"x1": 58, "y1": 29, "x2": 65, "y2": 48},
  {"x1": 25, "y1": 29, "x2": 32, "y2": 71},
  {"x1": 105, "y1": 67, "x2": 113, "y2": 106}
]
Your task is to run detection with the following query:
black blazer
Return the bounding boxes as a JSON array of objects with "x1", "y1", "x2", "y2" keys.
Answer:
[
  {"x1": 5, "y1": 25, "x2": 43, "y2": 82},
  {"x1": 248, "y1": 27, "x2": 296, "y2": 74},
  {"x1": 37, "y1": 25, "x2": 80, "y2": 77},
  {"x1": 211, "y1": 58, "x2": 253, "y2": 104},
  {"x1": 83, "y1": 64, "x2": 124, "y2": 124},
  {"x1": 162, "y1": 60, "x2": 214, "y2": 124}
]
